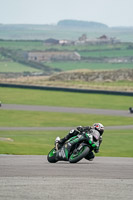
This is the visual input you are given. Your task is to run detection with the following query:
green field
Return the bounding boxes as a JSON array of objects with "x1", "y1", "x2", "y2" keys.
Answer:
[
  {"x1": 0, "y1": 53, "x2": 6, "y2": 61},
  {"x1": 0, "y1": 129, "x2": 133, "y2": 157},
  {"x1": 0, "y1": 61, "x2": 41, "y2": 72},
  {"x1": 48, "y1": 61, "x2": 133, "y2": 71},
  {"x1": 0, "y1": 40, "x2": 127, "y2": 51},
  {"x1": 0, "y1": 60, "x2": 133, "y2": 73},
  {"x1": 79, "y1": 49, "x2": 133, "y2": 58},
  {"x1": 0, "y1": 87, "x2": 133, "y2": 110},
  {"x1": 0, "y1": 110, "x2": 133, "y2": 127},
  {"x1": 0, "y1": 40, "x2": 45, "y2": 51}
]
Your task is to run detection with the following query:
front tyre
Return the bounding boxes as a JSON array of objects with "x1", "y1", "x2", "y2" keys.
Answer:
[
  {"x1": 47, "y1": 148, "x2": 58, "y2": 163},
  {"x1": 69, "y1": 146, "x2": 90, "y2": 163}
]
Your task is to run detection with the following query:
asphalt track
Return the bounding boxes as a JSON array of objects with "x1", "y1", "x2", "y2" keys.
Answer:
[
  {"x1": 0, "y1": 155, "x2": 133, "y2": 200},
  {"x1": 1, "y1": 104, "x2": 133, "y2": 117}
]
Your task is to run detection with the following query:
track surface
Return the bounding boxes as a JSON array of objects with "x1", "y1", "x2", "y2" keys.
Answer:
[
  {"x1": 0, "y1": 155, "x2": 133, "y2": 200},
  {"x1": 1, "y1": 104, "x2": 133, "y2": 117}
]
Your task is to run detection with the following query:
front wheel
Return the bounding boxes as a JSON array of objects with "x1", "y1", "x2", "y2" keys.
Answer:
[
  {"x1": 69, "y1": 146, "x2": 90, "y2": 163},
  {"x1": 47, "y1": 148, "x2": 58, "y2": 163}
]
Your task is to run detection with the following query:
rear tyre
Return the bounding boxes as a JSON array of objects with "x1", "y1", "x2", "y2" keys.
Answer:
[
  {"x1": 47, "y1": 148, "x2": 58, "y2": 163},
  {"x1": 69, "y1": 146, "x2": 90, "y2": 163}
]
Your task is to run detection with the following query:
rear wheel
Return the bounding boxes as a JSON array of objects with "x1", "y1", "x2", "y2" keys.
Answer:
[
  {"x1": 47, "y1": 148, "x2": 58, "y2": 163},
  {"x1": 69, "y1": 146, "x2": 90, "y2": 163}
]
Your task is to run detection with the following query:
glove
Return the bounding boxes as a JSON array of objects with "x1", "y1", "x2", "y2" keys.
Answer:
[
  {"x1": 77, "y1": 126, "x2": 91, "y2": 132},
  {"x1": 59, "y1": 138, "x2": 66, "y2": 144},
  {"x1": 83, "y1": 126, "x2": 91, "y2": 131}
]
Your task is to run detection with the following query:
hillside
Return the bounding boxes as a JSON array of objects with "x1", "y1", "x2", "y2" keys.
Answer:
[
  {"x1": 57, "y1": 20, "x2": 108, "y2": 29},
  {"x1": 48, "y1": 69, "x2": 133, "y2": 82}
]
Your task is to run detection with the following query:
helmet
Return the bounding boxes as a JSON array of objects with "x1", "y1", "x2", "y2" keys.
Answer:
[{"x1": 93, "y1": 123, "x2": 104, "y2": 135}]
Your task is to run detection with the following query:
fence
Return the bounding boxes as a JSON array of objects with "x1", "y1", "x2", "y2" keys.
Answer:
[{"x1": 0, "y1": 83, "x2": 133, "y2": 96}]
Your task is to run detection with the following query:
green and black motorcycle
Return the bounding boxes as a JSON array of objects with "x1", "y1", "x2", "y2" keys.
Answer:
[{"x1": 47, "y1": 131, "x2": 100, "y2": 163}]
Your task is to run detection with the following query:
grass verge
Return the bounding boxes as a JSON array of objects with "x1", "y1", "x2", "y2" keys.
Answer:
[
  {"x1": 0, "y1": 129, "x2": 133, "y2": 157},
  {"x1": 0, "y1": 110, "x2": 133, "y2": 127},
  {"x1": 0, "y1": 87, "x2": 133, "y2": 110},
  {"x1": 48, "y1": 61, "x2": 133, "y2": 71}
]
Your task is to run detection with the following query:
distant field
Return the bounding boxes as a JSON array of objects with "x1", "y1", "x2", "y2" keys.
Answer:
[
  {"x1": 79, "y1": 49, "x2": 133, "y2": 58},
  {"x1": 48, "y1": 61, "x2": 133, "y2": 71},
  {"x1": 0, "y1": 87, "x2": 133, "y2": 110},
  {"x1": 0, "y1": 40, "x2": 45, "y2": 51},
  {"x1": 0, "y1": 54, "x2": 6, "y2": 61},
  {"x1": 0, "y1": 61, "x2": 41, "y2": 72},
  {"x1": 0, "y1": 60, "x2": 133, "y2": 74},
  {"x1": 0, "y1": 27, "x2": 133, "y2": 42},
  {"x1": 0, "y1": 40, "x2": 127, "y2": 51},
  {"x1": 0, "y1": 129, "x2": 133, "y2": 156}
]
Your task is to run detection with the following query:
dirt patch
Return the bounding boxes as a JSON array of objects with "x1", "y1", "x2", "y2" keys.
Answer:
[{"x1": 0, "y1": 137, "x2": 14, "y2": 142}]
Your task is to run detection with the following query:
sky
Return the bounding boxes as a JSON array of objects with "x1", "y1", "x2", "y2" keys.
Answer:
[{"x1": 0, "y1": 0, "x2": 133, "y2": 27}]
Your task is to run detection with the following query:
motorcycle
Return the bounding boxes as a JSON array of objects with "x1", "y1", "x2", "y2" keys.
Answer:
[
  {"x1": 47, "y1": 130, "x2": 100, "y2": 163},
  {"x1": 129, "y1": 107, "x2": 133, "y2": 114}
]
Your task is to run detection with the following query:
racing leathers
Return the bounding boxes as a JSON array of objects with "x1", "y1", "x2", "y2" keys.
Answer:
[{"x1": 58, "y1": 126, "x2": 103, "y2": 161}]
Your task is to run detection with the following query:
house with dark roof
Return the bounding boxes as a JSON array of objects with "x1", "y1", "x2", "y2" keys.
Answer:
[{"x1": 44, "y1": 38, "x2": 59, "y2": 45}]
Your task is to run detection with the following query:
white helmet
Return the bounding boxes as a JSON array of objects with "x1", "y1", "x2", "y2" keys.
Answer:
[{"x1": 93, "y1": 123, "x2": 104, "y2": 135}]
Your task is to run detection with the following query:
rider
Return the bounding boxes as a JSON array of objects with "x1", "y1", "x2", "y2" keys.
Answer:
[{"x1": 55, "y1": 123, "x2": 104, "y2": 161}]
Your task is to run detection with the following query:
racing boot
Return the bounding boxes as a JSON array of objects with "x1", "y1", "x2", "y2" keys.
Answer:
[{"x1": 85, "y1": 151, "x2": 95, "y2": 161}]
